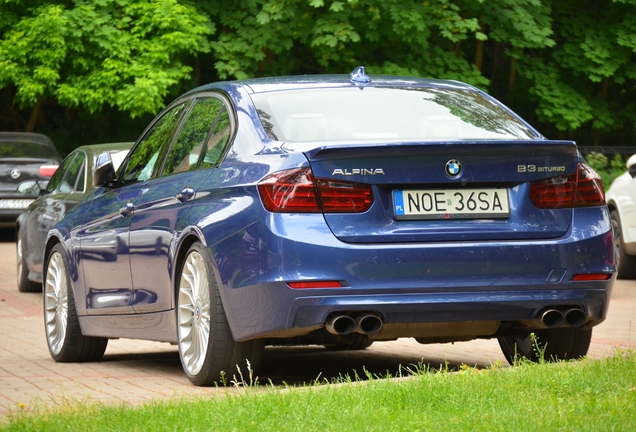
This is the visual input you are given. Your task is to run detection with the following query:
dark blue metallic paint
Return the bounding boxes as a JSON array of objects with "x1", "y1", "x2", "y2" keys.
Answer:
[{"x1": 46, "y1": 73, "x2": 615, "y2": 355}]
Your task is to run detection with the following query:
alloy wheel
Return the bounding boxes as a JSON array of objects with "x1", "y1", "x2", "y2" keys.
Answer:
[
  {"x1": 16, "y1": 237, "x2": 24, "y2": 282},
  {"x1": 44, "y1": 252, "x2": 68, "y2": 355},
  {"x1": 177, "y1": 251, "x2": 211, "y2": 376}
]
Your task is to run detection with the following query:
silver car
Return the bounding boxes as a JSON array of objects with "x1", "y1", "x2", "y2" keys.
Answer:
[{"x1": 16, "y1": 142, "x2": 132, "y2": 292}]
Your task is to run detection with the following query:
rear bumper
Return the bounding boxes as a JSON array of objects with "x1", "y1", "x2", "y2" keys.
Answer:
[{"x1": 210, "y1": 207, "x2": 615, "y2": 341}]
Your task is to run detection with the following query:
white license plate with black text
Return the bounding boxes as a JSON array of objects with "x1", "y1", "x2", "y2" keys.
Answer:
[
  {"x1": 0, "y1": 199, "x2": 34, "y2": 209},
  {"x1": 393, "y1": 188, "x2": 510, "y2": 220}
]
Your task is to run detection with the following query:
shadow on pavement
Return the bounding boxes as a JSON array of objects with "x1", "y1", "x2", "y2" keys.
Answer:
[
  {"x1": 100, "y1": 345, "x2": 467, "y2": 387},
  {"x1": 0, "y1": 228, "x2": 15, "y2": 243}
]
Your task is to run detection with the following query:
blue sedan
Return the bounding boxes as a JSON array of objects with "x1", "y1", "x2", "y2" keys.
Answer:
[{"x1": 44, "y1": 67, "x2": 615, "y2": 385}]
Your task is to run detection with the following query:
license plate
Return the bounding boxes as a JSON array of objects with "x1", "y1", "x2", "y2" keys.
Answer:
[
  {"x1": 0, "y1": 199, "x2": 34, "y2": 209},
  {"x1": 393, "y1": 188, "x2": 510, "y2": 220}
]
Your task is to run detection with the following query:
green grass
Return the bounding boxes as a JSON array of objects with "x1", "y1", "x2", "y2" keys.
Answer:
[{"x1": 3, "y1": 352, "x2": 636, "y2": 431}]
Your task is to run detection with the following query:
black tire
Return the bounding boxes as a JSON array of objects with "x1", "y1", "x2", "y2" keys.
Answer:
[
  {"x1": 325, "y1": 333, "x2": 374, "y2": 351},
  {"x1": 611, "y1": 210, "x2": 636, "y2": 279},
  {"x1": 176, "y1": 242, "x2": 263, "y2": 386},
  {"x1": 16, "y1": 228, "x2": 40, "y2": 292},
  {"x1": 43, "y1": 244, "x2": 108, "y2": 362},
  {"x1": 498, "y1": 327, "x2": 592, "y2": 365}
]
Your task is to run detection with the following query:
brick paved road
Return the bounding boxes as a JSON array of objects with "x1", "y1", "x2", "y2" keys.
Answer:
[{"x1": 1, "y1": 230, "x2": 634, "y2": 415}]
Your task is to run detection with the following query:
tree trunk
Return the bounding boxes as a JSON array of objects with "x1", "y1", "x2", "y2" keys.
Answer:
[
  {"x1": 194, "y1": 56, "x2": 201, "y2": 86},
  {"x1": 474, "y1": 18, "x2": 485, "y2": 71},
  {"x1": 25, "y1": 96, "x2": 42, "y2": 132},
  {"x1": 601, "y1": 77, "x2": 609, "y2": 100},
  {"x1": 508, "y1": 57, "x2": 517, "y2": 93},
  {"x1": 491, "y1": 42, "x2": 502, "y2": 82},
  {"x1": 594, "y1": 129, "x2": 601, "y2": 147}
]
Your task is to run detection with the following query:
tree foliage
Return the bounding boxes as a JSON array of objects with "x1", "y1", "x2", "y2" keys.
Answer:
[
  {"x1": 1, "y1": 0, "x2": 636, "y2": 151},
  {"x1": 0, "y1": 0, "x2": 213, "y2": 121}
]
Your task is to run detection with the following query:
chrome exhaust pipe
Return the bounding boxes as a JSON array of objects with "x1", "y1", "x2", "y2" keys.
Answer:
[
  {"x1": 325, "y1": 315, "x2": 356, "y2": 335},
  {"x1": 355, "y1": 314, "x2": 383, "y2": 334},
  {"x1": 564, "y1": 308, "x2": 587, "y2": 328},
  {"x1": 540, "y1": 309, "x2": 564, "y2": 328}
]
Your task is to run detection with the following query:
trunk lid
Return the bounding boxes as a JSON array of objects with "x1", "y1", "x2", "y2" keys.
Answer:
[{"x1": 297, "y1": 139, "x2": 578, "y2": 243}]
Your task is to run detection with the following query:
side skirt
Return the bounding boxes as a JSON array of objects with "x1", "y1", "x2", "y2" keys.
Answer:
[{"x1": 79, "y1": 310, "x2": 178, "y2": 343}]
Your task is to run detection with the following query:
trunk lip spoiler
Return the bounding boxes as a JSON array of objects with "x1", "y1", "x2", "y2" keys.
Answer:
[{"x1": 294, "y1": 140, "x2": 578, "y2": 160}]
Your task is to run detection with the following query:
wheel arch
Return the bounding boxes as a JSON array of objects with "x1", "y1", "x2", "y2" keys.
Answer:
[
  {"x1": 43, "y1": 232, "x2": 79, "y2": 299},
  {"x1": 607, "y1": 201, "x2": 626, "y2": 244},
  {"x1": 172, "y1": 228, "x2": 208, "y2": 307}
]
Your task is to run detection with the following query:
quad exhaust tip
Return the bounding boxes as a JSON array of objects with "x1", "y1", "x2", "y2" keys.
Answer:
[
  {"x1": 538, "y1": 307, "x2": 588, "y2": 329},
  {"x1": 355, "y1": 314, "x2": 383, "y2": 335},
  {"x1": 541, "y1": 309, "x2": 564, "y2": 328},
  {"x1": 564, "y1": 308, "x2": 587, "y2": 328},
  {"x1": 326, "y1": 313, "x2": 383, "y2": 335},
  {"x1": 325, "y1": 315, "x2": 356, "y2": 335}
]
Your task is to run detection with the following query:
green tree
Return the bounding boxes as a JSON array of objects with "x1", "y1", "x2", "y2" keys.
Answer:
[
  {"x1": 0, "y1": 0, "x2": 214, "y2": 131},
  {"x1": 2, "y1": 0, "x2": 636, "y2": 151}
]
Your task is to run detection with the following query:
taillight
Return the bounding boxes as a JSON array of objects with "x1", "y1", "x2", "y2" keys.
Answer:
[
  {"x1": 257, "y1": 167, "x2": 373, "y2": 213},
  {"x1": 315, "y1": 178, "x2": 373, "y2": 212},
  {"x1": 38, "y1": 165, "x2": 58, "y2": 177},
  {"x1": 530, "y1": 163, "x2": 605, "y2": 209},
  {"x1": 575, "y1": 163, "x2": 606, "y2": 206},
  {"x1": 258, "y1": 168, "x2": 320, "y2": 212}
]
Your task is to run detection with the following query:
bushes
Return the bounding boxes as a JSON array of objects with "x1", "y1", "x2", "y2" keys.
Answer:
[{"x1": 585, "y1": 152, "x2": 625, "y2": 191}]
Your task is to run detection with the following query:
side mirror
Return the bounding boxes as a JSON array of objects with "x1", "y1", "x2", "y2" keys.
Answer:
[
  {"x1": 93, "y1": 151, "x2": 117, "y2": 187},
  {"x1": 17, "y1": 180, "x2": 43, "y2": 196}
]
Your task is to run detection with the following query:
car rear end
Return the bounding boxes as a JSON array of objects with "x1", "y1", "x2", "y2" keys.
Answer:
[
  {"x1": 0, "y1": 132, "x2": 61, "y2": 227},
  {"x1": 214, "y1": 78, "x2": 614, "y2": 355}
]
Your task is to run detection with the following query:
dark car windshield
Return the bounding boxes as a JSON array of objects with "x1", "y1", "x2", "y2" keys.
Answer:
[
  {"x1": 251, "y1": 87, "x2": 537, "y2": 142},
  {"x1": 0, "y1": 142, "x2": 60, "y2": 159}
]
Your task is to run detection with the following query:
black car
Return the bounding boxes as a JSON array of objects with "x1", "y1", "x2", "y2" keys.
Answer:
[
  {"x1": 0, "y1": 132, "x2": 62, "y2": 228},
  {"x1": 16, "y1": 142, "x2": 133, "y2": 292}
]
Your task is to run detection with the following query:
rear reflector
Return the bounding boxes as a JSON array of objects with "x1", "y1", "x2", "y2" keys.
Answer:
[
  {"x1": 38, "y1": 165, "x2": 58, "y2": 177},
  {"x1": 287, "y1": 281, "x2": 343, "y2": 289},
  {"x1": 572, "y1": 274, "x2": 612, "y2": 281},
  {"x1": 258, "y1": 167, "x2": 373, "y2": 213},
  {"x1": 530, "y1": 163, "x2": 605, "y2": 209}
]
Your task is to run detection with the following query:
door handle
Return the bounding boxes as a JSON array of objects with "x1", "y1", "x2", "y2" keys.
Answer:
[
  {"x1": 175, "y1": 186, "x2": 195, "y2": 203},
  {"x1": 119, "y1": 201, "x2": 134, "y2": 217}
]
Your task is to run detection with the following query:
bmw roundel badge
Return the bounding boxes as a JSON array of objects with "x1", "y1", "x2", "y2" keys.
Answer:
[{"x1": 445, "y1": 160, "x2": 462, "y2": 177}]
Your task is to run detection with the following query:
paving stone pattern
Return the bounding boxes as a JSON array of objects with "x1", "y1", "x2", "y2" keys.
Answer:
[{"x1": 1, "y1": 239, "x2": 634, "y2": 416}]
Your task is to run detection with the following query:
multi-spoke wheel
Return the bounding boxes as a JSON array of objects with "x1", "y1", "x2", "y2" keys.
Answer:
[
  {"x1": 177, "y1": 242, "x2": 262, "y2": 386},
  {"x1": 498, "y1": 327, "x2": 592, "y2": 365},
  {"x1": 44, "y1": 244, "x2": 108, "y2": 362},
  {"x1": 17, "y1": 228, "x2": 40, "y2": 292}
]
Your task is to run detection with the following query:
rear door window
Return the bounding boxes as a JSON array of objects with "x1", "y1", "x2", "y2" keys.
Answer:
[
  {"x1": 46, "y1": 153, "x2": 76, "y2": 193},
  {"x1": 200, "y1": 106, "x2": 231, "y2": 168},
  {"x1": 162, "y1": 97, "x2": 227, "y2": 176},
  {"x1": 120, "y1": 103, "x2": 188, "y2": 184},
  {"x1": 60, "y1": 152, "x2": 86, "y2": 193}
]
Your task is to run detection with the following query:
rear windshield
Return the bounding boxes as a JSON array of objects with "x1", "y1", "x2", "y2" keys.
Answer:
[
  {"x1": 251, "y1": 87, "x2": 537, "y2": 142},
  {"x1": 0, "y1": 142, "x2": 60, "y2": 159}
]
